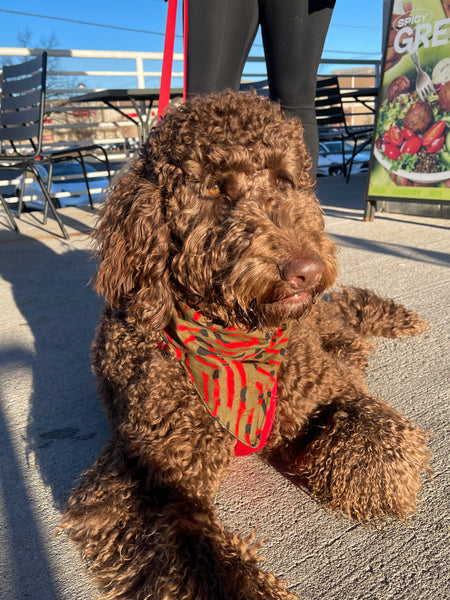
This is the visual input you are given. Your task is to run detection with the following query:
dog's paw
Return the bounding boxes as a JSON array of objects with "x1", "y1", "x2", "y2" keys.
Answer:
[
  {"x1": 330, "y1": 286, "x2": 431, "y2": 339},
  {"x1": 290, "y1": 396, "x2": 432, "y2": 524}
]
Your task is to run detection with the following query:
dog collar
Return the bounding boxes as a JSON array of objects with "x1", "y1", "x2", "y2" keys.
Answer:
[{"x1": 162, "y1": 302, "x2": 291, "y2": 449}]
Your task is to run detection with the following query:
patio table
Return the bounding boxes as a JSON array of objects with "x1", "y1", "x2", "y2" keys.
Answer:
[{"x1": 69, "y1": 88, "x2": 183, "y2": 142}]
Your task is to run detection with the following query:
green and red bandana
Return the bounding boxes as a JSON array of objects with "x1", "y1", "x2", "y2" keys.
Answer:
[{"x1": 162, "y1": 303, "x2": 291, "y2": 451}]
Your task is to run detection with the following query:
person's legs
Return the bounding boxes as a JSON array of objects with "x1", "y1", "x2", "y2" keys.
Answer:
[
  {"x1": 260, "y1": 0, "x2": 336, "y2": 175},
  {"x1": 186, "y1": 0, "x2": 259, "y2": 96}
]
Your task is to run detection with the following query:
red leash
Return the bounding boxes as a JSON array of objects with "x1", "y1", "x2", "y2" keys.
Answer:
[
  {"x1": 158, "y1": 0, "x2": 187, "y2": 120},
  {"x1": 183, "y1": 0, "x2": 188, "y2": 101}
]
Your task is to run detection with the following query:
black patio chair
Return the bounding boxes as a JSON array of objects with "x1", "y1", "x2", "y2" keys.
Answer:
[
  {"x1": 315, "y1": 76, "x2": 373, "y2": 182},
  {"x1": 0, "y1": 52, "x2": 111, "y2": 239}
]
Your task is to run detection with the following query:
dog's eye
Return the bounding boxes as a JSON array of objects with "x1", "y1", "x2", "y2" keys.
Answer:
[
  {"x1": 208, "y1": 182, "x2": 221, "y2": 196},
  {"x1": 276, "y1": 177, "x2": 290, "y2": 190}
]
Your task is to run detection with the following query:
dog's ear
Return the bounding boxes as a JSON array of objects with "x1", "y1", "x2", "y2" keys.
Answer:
[{"x1": 93, "y1": 160, "x2": 172, "y2": 331}]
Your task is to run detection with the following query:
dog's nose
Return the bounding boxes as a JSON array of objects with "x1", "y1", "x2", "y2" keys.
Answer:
[{"x1": 280, "y1": 254, "x2": 325, "y2": 290}]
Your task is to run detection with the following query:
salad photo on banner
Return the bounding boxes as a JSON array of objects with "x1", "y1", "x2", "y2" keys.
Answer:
[{"x1": 366, "y1": 0, "x2": 450, "y2": 208}]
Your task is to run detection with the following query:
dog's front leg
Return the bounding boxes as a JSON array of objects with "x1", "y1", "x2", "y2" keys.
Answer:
[
  {"x1": 263, "y1": 390, "x2": 431, "y2": 525},
  {"x1": 61, "y1": 432, "x2": 297, "y2": 600}
]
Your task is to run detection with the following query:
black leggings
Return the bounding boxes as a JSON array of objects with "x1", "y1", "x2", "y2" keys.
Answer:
[{"x1": 186, "y1": 0, "x2": 336, "y2": 175}]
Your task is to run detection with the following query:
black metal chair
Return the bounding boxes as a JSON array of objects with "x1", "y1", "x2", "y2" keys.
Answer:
[
  {"x1": 0, "y1": 52, "x2": 111, "y2": 239},
  {"x1": 315, "y1": 76, "x2": 373, "y2": 182}
]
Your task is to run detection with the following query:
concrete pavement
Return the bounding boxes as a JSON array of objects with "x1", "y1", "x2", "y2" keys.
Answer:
[{"x1": 0, "y1": 173, "x2": 448, "y2": 600}]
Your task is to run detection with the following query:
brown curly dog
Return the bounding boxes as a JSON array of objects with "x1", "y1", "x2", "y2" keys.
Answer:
[{"x1": 61, "y1": 92, "x2": 431, "y2": 600}]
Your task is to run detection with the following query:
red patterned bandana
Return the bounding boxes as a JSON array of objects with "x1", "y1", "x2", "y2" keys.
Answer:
[{"x1": 162, "y1": 303, "x2": 291, "y2": 450}]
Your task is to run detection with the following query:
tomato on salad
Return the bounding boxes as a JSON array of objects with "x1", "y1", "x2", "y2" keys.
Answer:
[
  {"x1": 422, "y1": 120, "x2": 446, "y2": 147},
  {"x1": 401, "y1": 135, "x2": 422, "y2": 155},
  {"x1": 385, "y1": 125, "x2": 404, "y2": 146}
]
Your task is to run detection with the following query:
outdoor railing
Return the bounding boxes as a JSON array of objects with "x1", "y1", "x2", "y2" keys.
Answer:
[{"x1": 0, "y1": 46, "x2": 381, "y2": 150}]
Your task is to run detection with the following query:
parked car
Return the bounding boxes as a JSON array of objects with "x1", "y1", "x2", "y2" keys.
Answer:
[
  {"x1": 20, "y1": 161, "x2": 110, "y2": 209},
  {"x1": 317, "y1": 140, "x2": 371, "y2": 177},
  {"x1": 317, "y1": 151, "x2": 335, "y2": 177}
]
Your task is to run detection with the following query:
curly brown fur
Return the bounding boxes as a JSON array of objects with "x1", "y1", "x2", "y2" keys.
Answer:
[{"x1": 61, "y1": 92, "x2": 431, "y2": 599}]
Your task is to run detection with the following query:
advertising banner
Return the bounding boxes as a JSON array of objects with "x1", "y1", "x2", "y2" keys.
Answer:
[{"x1": 366, "y1": 0, "x2": 450, "y2": 207}]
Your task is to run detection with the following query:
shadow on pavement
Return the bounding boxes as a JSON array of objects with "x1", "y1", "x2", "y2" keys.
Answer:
[
  {"x1": 0, "y1": 230, "x2": 108, "y2": 596},
  {"x1": 330, "y1": 233, "x2": 450, "y2": 267}
]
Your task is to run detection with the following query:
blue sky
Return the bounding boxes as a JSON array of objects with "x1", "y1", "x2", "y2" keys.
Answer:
[{"x1": 0, "y1": 1, "x2": 384, "y2": 87}]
